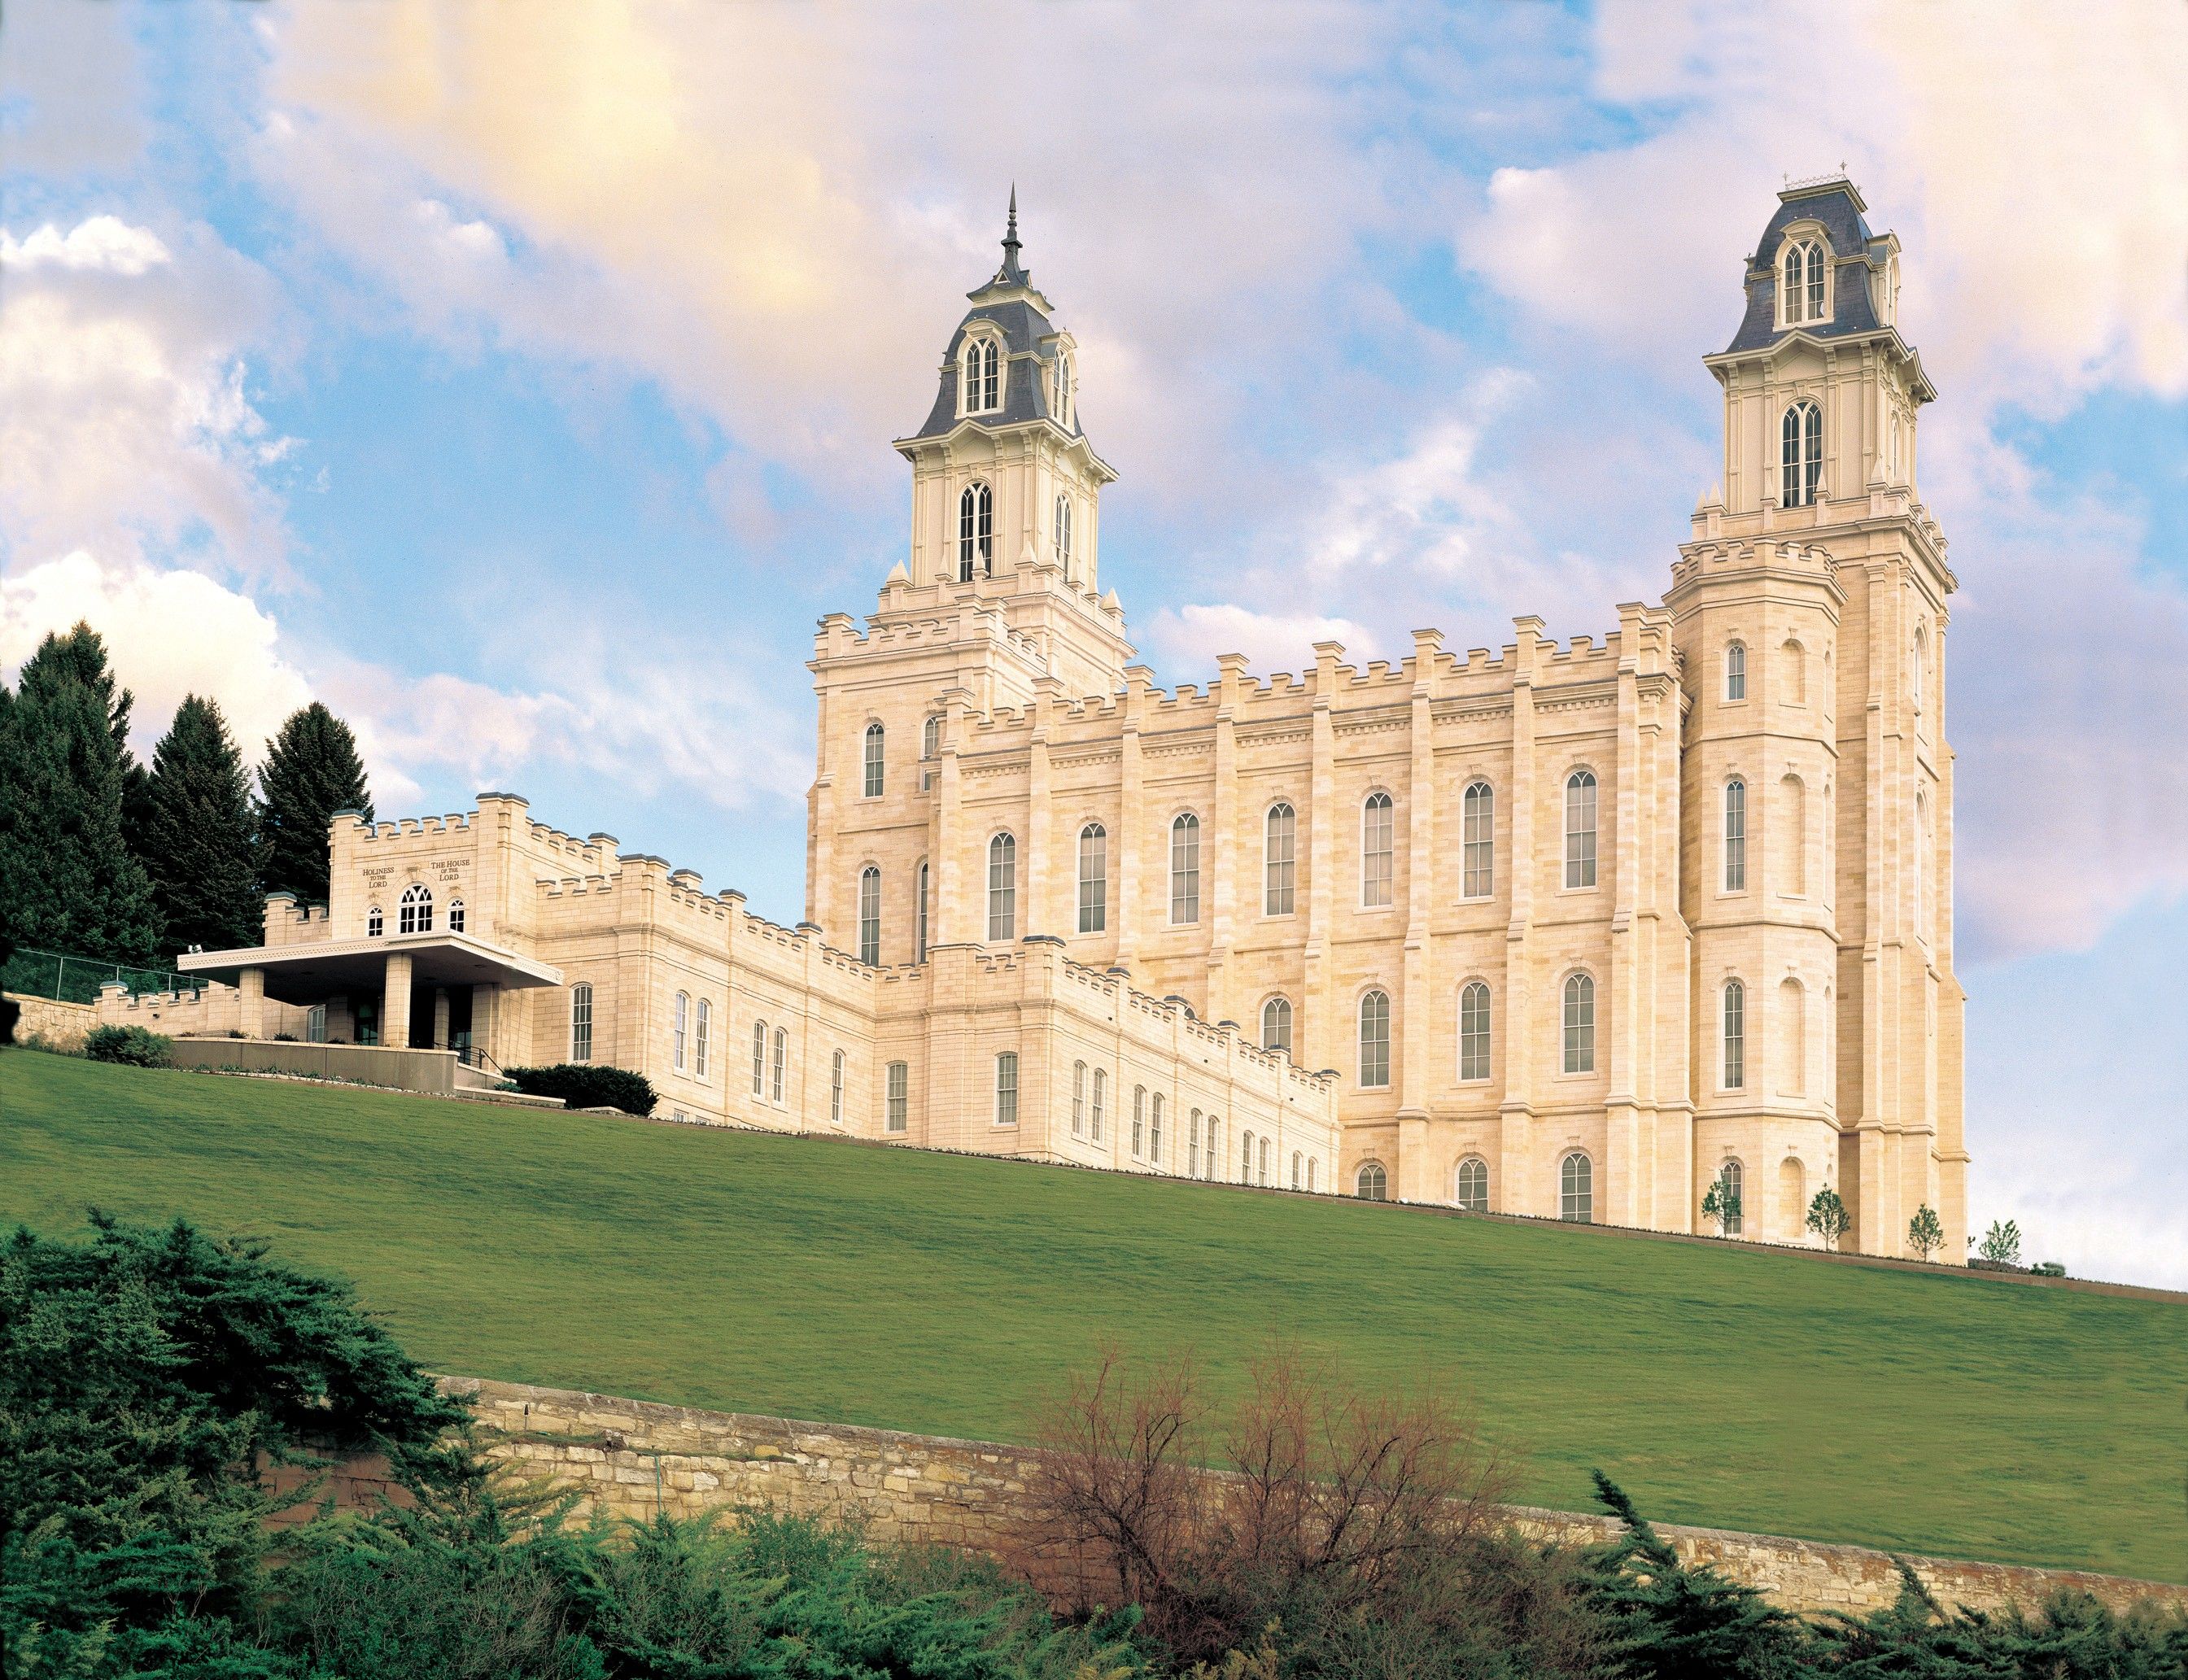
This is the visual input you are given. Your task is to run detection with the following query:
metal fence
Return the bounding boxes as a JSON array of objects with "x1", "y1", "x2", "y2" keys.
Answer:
[{"x1": 0, "y1": 948, "x2": 207, "y2": 1006}]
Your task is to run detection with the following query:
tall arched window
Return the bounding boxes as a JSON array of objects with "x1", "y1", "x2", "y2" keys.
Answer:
[
  {"x1": 922, "y1": 713, "x2": 941, "y2": 761},
  {"x1": 1360, "y1": 792, "x2": 1394, "y2": 908},
  {"x1": 1170, "y1": 813, "x2": 1201, "y2": 924},
  {"x1": 1561, "y1": 1151, "x2": 1593, "y2": 1223},
  {"x1": 1781, "y1": 239, "x2": 1825, "y2": 325},
  {"x1": 962, "y1": 336, "x2": 1000, "y2": 413},
  {"x1": 1461, "y1": 781, "x2": 1494, "y2": 897},
  {"x1": 958, "y1": 482, "x2": 994, "y2": 580},
  {"x1": 863, "y1": 722, "x2": 884, "y2": 796},
  {"x1": 1241, "y1": 1129, "x2": 1255, "y2": 1181},
  {"x1": 1562, "y1": 973, "x2": 1595, "y2": 1074},
  {"x1": 915, "y1": 861, "x2": 930, "y2": 963},
  {"x1": 750, "y1": 1020, "x2": 767, "y2": 1097},
  {"x1": 858, "y1": 866, "x2": 882, "y2": 965},
  {"x1": 570, "y1": 982, "x2": 593, "y2": 1063},
  {"x1": 1565, "y1": 770, "x2": 1597, "y2": 888},
  {"x1": 1719, "y1": 1159, "x2": 1745, "y2": 1236},
  {"x1": 1054, "y1": 494, "x2": 1073, "y2": 576},
  {"x1": 366, "y1": 905, "x2": 383, "y2": 938},
  {"x1": 1780, "y1": 775, "x2": 1807, "y2": 897},
  {"x1": 1357, "y1": 989, "x2": 1390, "y2": 1089},
  {"x1": 399, "y1": 882, "x2": 433, "y2": 934},
  {"x1": 1780, "y1": 976, "x2": 1806, "y2": 1096},
  {"x1": 1307, "y1": 1157, "x2": 1317, "y2": 1193},
  {"x1": 1723, "y1": 779, "x2": 1747, "y2": 892},
  {"x1": 1203, "y1": 1116, "x2": 1220, "y2": 1180},
  {"x1": 694, "y1": 997, "x2": 710, "y2": 1078},
  {"x1": 1148, "y1": 1092, "x2": 1163, "y2": 1164},
  {"x1": 1911, "y1": 624, "x2": 1928, "y2": 717},
  {"x1": 994, "y1": 1051, "x2": 1019, "y2": 1124},
  {"x1": 988, "y1": 832, "x2": 1016, "y2": 940},
  {"x1": 1259, "y1": 1135, "x2": 1271, "y2": 1186},
  {"x1": 1132, "y1": 1085, "x2": 1146, "y2": 1157},
  {"x1": 885, "y1": 1060, "x2": 909, "y2": 1132},
  {"x1": 1291, "y1": 1150, "x2": 1303, "y2": 1190},
  {"x1": 1356, "y1": 1161, "x2": 1388, "y2": 1202},
  {"x1": 1456, "y1": 1155, "x2": 1488, "y2": 1212},
  {"x1": 1091, "y1": 1069, "x2": 1105, "y2": 1141},
  {"x1": 1723, "y1": 979, "x2": 1745, "y2": 1089},
  {"x1": 1458, "y1": 981, "x2": 1491, "y2": 1081},
  {"x1": 1781, "y1": 400, "x2": 1822, "y2": 508},
  {"x1": 1054, "y1": 353, "x2": 1072, "y2": 426},
  {"x1": 771, "y1": 1026, "x2": 788, "y2": 1102},
  {"x1": 1188, "y1": 1110, "x2": 1200, "y2": 1177},
  {"x1": 1725, "y1": 641, "x2": 1746, "y2": 701},
  {"x1": 1078, "y1": 823, "x2": 1107, "y2": 933},
  {"x1": 1780, "y1": 638, "x2": 1806, "y2": 705},
  {"x1": 1264, "y1": 803, "x2": 1296, "y2": 915},
  {"x1": 830, "y1": 1049, "x2": 845, "y2": 1124},
  {"x1": 1072, "y1": 1061, "x2": 1088, "y2": 1137},
  {"x1": 447, "y1": 898, "x2": 466, "y2": 932},
  {"x1": 1261, "y1": 996, "x2": 1293, "y2": 1057}
]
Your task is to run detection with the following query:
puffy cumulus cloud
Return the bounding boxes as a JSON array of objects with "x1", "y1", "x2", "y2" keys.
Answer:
[
  {"x1": 250, "y1": 0, "x2": 1418, "y2": 512},
  {"x1": 0, "y1": 551, "x2": 315, "y2": 758},
  {"x1": 1464, "y1": 0, "x2": 2188, "y2": 411},
  {"x1": 0, "y1": 214, "x2": 296, "y2": 577}
]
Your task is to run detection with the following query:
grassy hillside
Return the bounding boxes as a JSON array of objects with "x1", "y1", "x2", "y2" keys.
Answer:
[{"x1": 4, "y1": 1049, "x2": 2182, "y2": 1582}]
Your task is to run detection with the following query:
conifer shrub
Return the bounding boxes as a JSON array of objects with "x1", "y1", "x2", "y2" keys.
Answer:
[
  {"x1": 81, "y1": 1023, "x2": 174, "y2": 1067},
  {"x1": 505, "y1": 1062, "x2": 657, "y2": 1115}
]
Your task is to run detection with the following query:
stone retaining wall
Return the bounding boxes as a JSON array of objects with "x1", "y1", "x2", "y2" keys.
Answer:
[
  {"x1": 6, "y1": 992, "x2": 94, "y2": 1050},
  {"x1": 417, "y1": 1378, "x2": 2185, "y2": 1620}
]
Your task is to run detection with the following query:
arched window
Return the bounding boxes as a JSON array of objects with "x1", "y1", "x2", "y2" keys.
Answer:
[
  {"x1": 1780, "y1": 775, "x2": 1807, "y2": 897},
  {"x1": 858, "y1": 866, "x2": 882, "y2": 966},
  {"x1": 1241, "y1": 1129, "x2": 1255, "y2": 1181},
  {"x1": 1780, "y1": 1156, "x2": 1806, "y2": 1233},
  {"x1": 1461, "y1": 781, "x2": 1494, "y2": 897},
  {"x1": 1562, "y1": 973, "x2": 1595, "y2": 1074},
  {"x1": 1725, "y1": 641, "x2": 1746, "y2": 701},
  {"x1": 750, "y1": 1019, "x2": 767, "y2": 1097},
  {"x1": 958, "y1": 482, "x2": 994, "y2": 580},
  {"x1": 962, "y1": 335, "x2": 1000, "y2": 414},
  {"x1": 1781, "y1": 239, "x2": 1826, "y2": 325},
  {"x1": 1719, "y1": 1159, "x2": 1745, "y2": 1236},
  {"x1": 922, "y1": 713, "x2": 941, "y2": 761},
  {"x1": 1148, "y1": 1093, "x2": 1163, "y2": 1164},
  {"x1": 1723, "y1": 779, "x2": 1747, "y2": 892},
  {"x1": 1204, "y1": 1115, "x2": 1221, "y2": 1180},
  {"x1": 447, "y1": 898, "x2": 466, "y2": 932},
  {"x1": 994, "y1": 1051, "x2": 1018, "y2": 1125},
  {"x1": 1170, "y1": 813, "x2": 1201, "y2": 924},
  {"x1": 1078, "y1": 823, "x2": 1107, "y2": 933},
  {"x1": 570, "y1": 982, "x2": 594, "y2": 1063},
  {"x1": 1054, "y1": 353, "x2": 1072, "y2": 427},
  {"x1": 1780, "y1": 976, "x2": 1806, "y2": 1095},
  {"x1": 1561, "y1": 1151, "x2": 1593, "y2": 1223},
  {"x1": 1781, "y1": 638, "x2": 1806, "y2": 706},
  {"x1": 366, "y1": 905, "x2": 383, "y2": 938},
  {"x1": 1188, "y1": 1110, "x2": 1200, "y2": 1177},
  {"x1": 915, "y1": 860, "x2": 930, "y2": 963},
  {"x1": 1264, "y1": 803, "x2": 1296, "y2": 915},
  {"x1": 1072, "y1": 1061, "x2": 1088, "y2": 1137},
  {"x1": 862, "y1": 721, "x2": 885, "y2": 797},
  {"x1": 830, "y1": 1049, "x2": 845, "y2": 1124},
  {"x1": 1261, "y1": 996, "x2": 1293, "y2": 1057},
  {"x1": 1357, "y1": 989, "x2": 1391, "y2": 1089},
  {"x1": 988, "y1": 832, "x2": 1016, "y2": 940},
  {"x1": 1054, "y1": 493, "x2": 1073, "y2": 576},
  {"x1": 694, "y1": 997, "x2": 710, "y2": 1078},
  {"x1": 1259, "y1": 1136, "x2": 1271, "y2": 1186},
  {"x1": 1356, "y1": 1161, "x2": 1388, "y2": 1202},
  {"x1": 1291, "y1": 1150, "x2": 1303, "y2": 1190},
  {"x1": 885, "y1": 1060, "x2": 909, "y2": 1132},
  {"x1": 1723, "y1": 979, "x2": 1745, "y2": 1089},
  {"x1": 1307, "y1": 1157, "x2": 1318, "y2": 1193},
  {"x1": 399, "y1": 882, "x2": 433, "y2": 934},
  {"x1": 1911, "y1": 625, "x2": 1928, "y2": 717},
  {"x1": 1781, "y1": 400, "x2": 1823, "y2": 508},
  {"x1": 1360, "y1": 792, "x2": 1394, "y2": 907},
  {"x1": 771, "y1": 1025, "x2": 788, "y2": 1102},
  {"x1": 1132, "y1": 1086, "x2": 1146, "y2": 1157},
  {"x1": 1565, "y1": 770, "x2": 1597, "y2": 888},
  {"x1": 1458, "y1": 981, "x2": 1491, "y2": 1081},
  {"x1": 1456, "y1": 1155, "x2": 1489, "y2": 1212}
]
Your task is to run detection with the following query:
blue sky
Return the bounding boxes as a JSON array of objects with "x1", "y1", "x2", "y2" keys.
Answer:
[{"x1": 3, "y1": 1, "x2": 2183, "y2": 1284}]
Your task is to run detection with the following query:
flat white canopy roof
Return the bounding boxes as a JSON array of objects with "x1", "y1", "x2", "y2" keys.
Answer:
[{"x1": 177, "y1": 933, "x2": 562, "y2": 1006}]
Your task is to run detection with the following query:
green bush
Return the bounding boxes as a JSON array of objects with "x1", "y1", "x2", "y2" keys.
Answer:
[
  {"x1": 81, "y1": 1023, "x2": 174, "y2": 1067},
  {"x1": 505, "y1": 1063, "x2": 656, "y2": 1115}
]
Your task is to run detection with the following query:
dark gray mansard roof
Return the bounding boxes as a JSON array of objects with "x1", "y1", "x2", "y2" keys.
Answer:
[
  {"x1": 908, "y1": 295, "x2": 1081, "y2": 442},
  {"x1": 1723, "y1": 181, "x2": 1894, "y2": 355}
]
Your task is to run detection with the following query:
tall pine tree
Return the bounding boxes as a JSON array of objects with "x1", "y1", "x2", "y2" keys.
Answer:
[
  {"x1": 256, "y1": 701, "x2": 373, "y2": 905},
  {"x1": 0, "y1": 626, "x2": 163, "y2": 963},
  {"x1": 143, "y1": 694, "x2": 262, "y2": 953}
]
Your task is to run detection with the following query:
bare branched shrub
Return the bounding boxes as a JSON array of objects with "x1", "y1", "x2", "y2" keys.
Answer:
[{"x1": 1012, "y1": 1344, "x2": 1613, "y2": 1675}]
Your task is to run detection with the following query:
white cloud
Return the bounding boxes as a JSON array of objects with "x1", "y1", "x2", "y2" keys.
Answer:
[
  {"x1": 1, "y1": 215, "x2": 172, "y2": 276},
  {"x1": 1140, "y1": 604, "x2": 1386, "y2": 677}
]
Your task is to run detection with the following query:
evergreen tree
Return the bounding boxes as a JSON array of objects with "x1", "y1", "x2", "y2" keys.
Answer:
[
  {"x1": 11, "y1": 621, "x2": 153, "y2": 858},
  {"x1": 0, "y1": 627, "x2": 162, "y2": 962},
  {"x1": 143, "y1": 694, "x2": 263, "y2": 953},
  {"x1": 255, "y1": 701, "x2": 373, "y2": 905}
]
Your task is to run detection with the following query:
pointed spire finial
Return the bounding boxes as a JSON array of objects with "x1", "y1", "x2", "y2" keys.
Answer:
[{"x1": 995, "y1": 184, "x2": 1027, "y2": 285}]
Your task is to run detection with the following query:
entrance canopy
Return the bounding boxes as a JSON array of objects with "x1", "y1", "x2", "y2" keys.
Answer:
[{"x1": 177, "y1": 933, "x2": 562, "y2": 1006}]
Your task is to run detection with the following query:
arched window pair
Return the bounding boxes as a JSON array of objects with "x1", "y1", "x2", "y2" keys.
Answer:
[
  {"x1": 1072, "y1": 1064, "x2": 1106, "y2": 1141},
  {"x1": 1780, "y1": 239, "x2": 1826, "y2": 325},
  {"x1": 958, "y1": 483, "x2": 994, "y2": 580},
  {"x1": 398, "y1": 882, "x2": 433, "y2": 935},
  {"x1": 1455, "y1": 1155, "x2": 1488, "y2": 1212},
  {"x1": 670, "y1": 993, "x2": 712, "y2": 1077},
  {"x1": 1261, "y1": 996, "x2": 1292, "y2": 1057},
  {"x1": 751, "y1": 1020, "x2": 785, "y2": 1102},
  {"x1": 858, "y1": 866, "x2": 882, "y2": 966},
  {"x1": 960, "y1": 335, "x2": 1000, "y2": 414},
  {"x1": 1356, "y1": 1160, "x2": 1388, "y2": 1202},
  {"x1": 1782, "y1": 400, "x2": 1823, "y2": 508}
]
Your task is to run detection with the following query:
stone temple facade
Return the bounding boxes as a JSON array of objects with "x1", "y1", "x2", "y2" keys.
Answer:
[{"x1": 138, "y1": 177, "x2": 1965, "y2": 1258}]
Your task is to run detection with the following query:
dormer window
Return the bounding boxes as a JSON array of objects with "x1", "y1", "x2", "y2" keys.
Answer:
[
  {"x1": 958, "y1": 482, "x2": 994, "y2": 580},
  {"x1": 1781, "y1": 400, "x2": 1823, "y2": 507},
  {"x1": 1780, "y1": 238, "x2": 1827, "y2": 326},
  {"x1": 1053, "y1": 354, "x2": 1072, "y2": 428},
  {"x1": 959, "y1": 335, "x2": 1001, "y2": 416},
  {"x1": 1053, "y1": 493, "x2": 1072, "y2": 577}
]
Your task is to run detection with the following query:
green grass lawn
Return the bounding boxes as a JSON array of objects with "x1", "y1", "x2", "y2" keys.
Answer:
[{"x1": 5, "y1": 1049, "x2": 2183, "y2": 1582}]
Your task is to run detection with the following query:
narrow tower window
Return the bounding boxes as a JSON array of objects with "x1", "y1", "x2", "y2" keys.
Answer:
[
  {"x1": 1357, "y1": 989, "x2": 1390, "y2": 1089},
  {"x1": 570, "y1": 982, "x2": 593, "y2": 1063},
  {"x1": 1724, "y1": 779, "x2": 1747, "y2": 892},
  {"x1": 1360, "y1": 792, "x2": 1394, "y2": 908},
  {"x1": 1054, "y1": 494, "x2": 1073, "y2": 577},
  {"x1": 1565, "y1": 770, "x2": 1597, "y2": 888},
  {"x1": 858, "y1": 866, "x2": 881, "y2": 966},
  {"x1": 1461, "y1": 781, "x2": 1494, "y2": 897},
  {"x1": 958, "y1": 482, "x2": 994, "y2": 580},
  {"x1": 1562, "y1": 973, "x2": 1595, "y2": 1074},
  {"x1": 1781, "y1": 401, "x2": 1822, "y2": 508},
  {"x1": 863, "y1": 722, "x2": 884, "y2": 796},
  {"x1": 1725, "y1": 642, "x2": 1746, "y2": 701},
  {"x1": 1723, "y1": 979, "x2": 1745, "y2": 1090},
  {"x1": 1077, "y1": 823, "x2": 1107, "y2": 933},
  {"x1": 1264, "y1": 802, "x2": 1296, "y2": 915},
  {"x1": 1170, "y1": 813, "x2": 1201, "y2": 924},
  {"x1": 1262, "y1": 995, "x2": 1293, "y2": 1057},
  {"x1": 915, "y1": 860, "x2": 930, "y2": 962},
  {"x1": 1459, "y1": 981, "x2": 1491, "y2": 1081},
  {"x1": 988, "y1": 832, "x2": 1017, "y2": 940}
]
